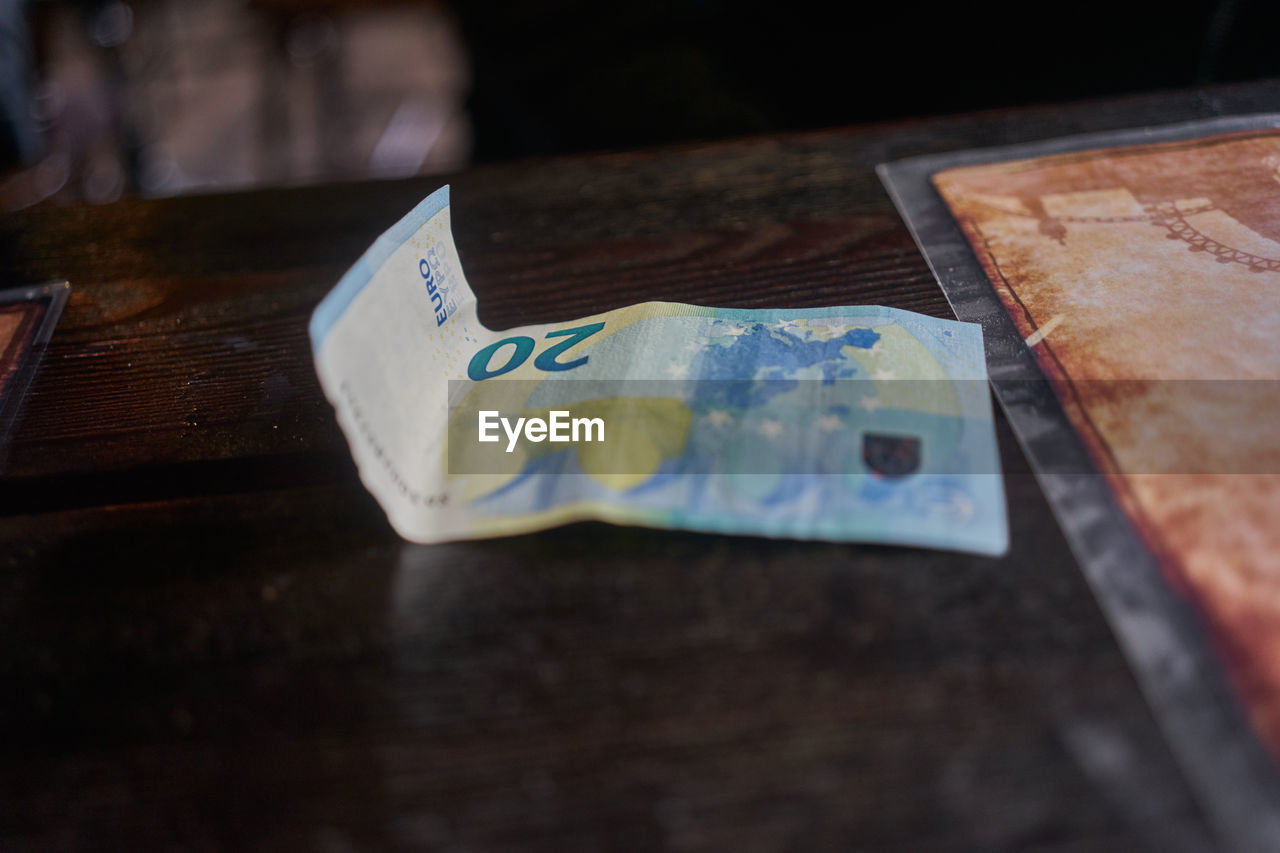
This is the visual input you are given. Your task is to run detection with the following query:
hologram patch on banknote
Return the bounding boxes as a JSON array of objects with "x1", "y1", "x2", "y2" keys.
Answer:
[{"x1": 310, "y1": 186, "x2": 1007, "y2": 553}]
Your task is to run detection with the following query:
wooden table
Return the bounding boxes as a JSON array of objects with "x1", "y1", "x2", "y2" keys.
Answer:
[{"x1": 3, "y1": 81, "x2": 1276, "y2": 850}]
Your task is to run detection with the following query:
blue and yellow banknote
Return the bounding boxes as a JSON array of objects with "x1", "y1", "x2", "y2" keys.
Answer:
[{"x1": 310, "y1": 186, "x2": 1008, "y2": 554}]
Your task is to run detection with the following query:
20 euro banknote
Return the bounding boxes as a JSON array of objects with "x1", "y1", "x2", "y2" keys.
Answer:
[{"x1": 309, "y1": 186, "x2": 1008, "y2": 554}]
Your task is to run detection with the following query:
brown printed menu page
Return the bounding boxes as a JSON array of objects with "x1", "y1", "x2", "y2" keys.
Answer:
[{"x1": 931, "y1": 131, "x2": 1280, "y2": 754}]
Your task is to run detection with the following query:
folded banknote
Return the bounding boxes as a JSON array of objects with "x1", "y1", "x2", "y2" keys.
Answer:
[{"x1": 310, "y1": 186, "x2": 1008, "y2": 554}]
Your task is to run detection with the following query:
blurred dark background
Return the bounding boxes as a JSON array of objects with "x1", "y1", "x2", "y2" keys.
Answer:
[
  {"x1": 458, "y1": 0, "x2": 1280, "y2": 159},
  {"x1": 1, "y1": 0, "x2": 1278, "y2": 208}
]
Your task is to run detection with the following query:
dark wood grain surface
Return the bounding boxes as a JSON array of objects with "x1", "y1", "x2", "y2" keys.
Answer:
[{"x1": 4, "y1": 81, "x2": 1277, "y2": 851}]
